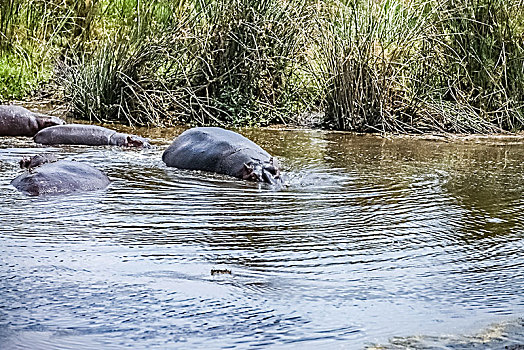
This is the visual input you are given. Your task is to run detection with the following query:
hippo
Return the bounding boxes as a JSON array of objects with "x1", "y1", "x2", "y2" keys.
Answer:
[
  {"x1": 162, "y1": 127, "x2": 283, "y2": 185},
  {"x1": 34, "y1": 124, "x2": 151, "y2": 148},
  {"x1": 0, "y1": 105, "x2": 65, "y2": 136},
  {"x1": 11, "y1": 155, "x2": 110, "y2": 196}
]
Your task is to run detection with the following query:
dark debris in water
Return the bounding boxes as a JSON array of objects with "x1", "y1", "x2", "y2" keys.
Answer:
[{"x1": 210, "y1": 269, "x2": 232, "y2": 276}]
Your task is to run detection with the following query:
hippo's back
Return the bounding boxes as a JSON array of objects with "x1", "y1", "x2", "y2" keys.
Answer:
[
  {"x1": 162, "y1": 127, "x2": 271, "y2": 177},
  {"x1": 11, "y1": 160, "x2": 110, "y2": 196},
  {"x1": 0, "y1": 105, "x2": 64, "y2": 137},
  {"x1": 34, "y1": 124, "x2": 114, "y2": 146},
  {"x1": 0, "y1": 105, "x2": 34, "y2": 118},
  {"x1": 0, "y1": 105, "x2": 38, "y2": 136}
]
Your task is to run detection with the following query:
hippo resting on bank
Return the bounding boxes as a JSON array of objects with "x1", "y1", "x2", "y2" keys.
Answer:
[
  {"x1": 0, "y1": 105, "x2": 65, "y2": 136},
  {"x1": 162, "y1": 127, "x2": 283, "y2": 185},
  {"x1": 11, "y1": 155, "x2": 110, "y2": 196},
  {"x1": 34, "y1": 124, "x2": 150, "y2": 148}
]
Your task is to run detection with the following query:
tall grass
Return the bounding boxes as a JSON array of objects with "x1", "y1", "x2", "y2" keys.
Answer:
[
  {"x1": 1, "y1": 0, "x2": 523, "y2": 132},
  {"x1": 312, "y1": 0, "x2": 423, "y2": 132},
  {"x1": 58, "y1": 0, "x2": 181, "y2": 125},
  {"x1": 178, "y1": 0, "x2": 309, "y2": 126},
  {"x1": 59, "y1": 38, "x2": 160, "y2": 125},
  {"x1": 434, "y1": 0, "x2": 524, "y2": 131},
  {"x1": 56, "y1": 0, "x2": 309, "y2": 126},
  {"x1": 314, "y1": 0, "x2": 524, "y2": 133},
  {"x1": 0, "y1": 0, "x2": 76, "y2": 99}
]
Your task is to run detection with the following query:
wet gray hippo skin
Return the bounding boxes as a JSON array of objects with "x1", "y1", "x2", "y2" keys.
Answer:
[
  {"x1": 34, "y1": 124, "x2": 151, "y2": 148},
  {"x1": 162, "y1": 127, "x2": 282, "y2": 185},
  {"x1": 0, "y1": 105, "x2": 65, "y2": 136},
  {"x1": 11, "y1": 157, "x2": 110, "y2": 196}
]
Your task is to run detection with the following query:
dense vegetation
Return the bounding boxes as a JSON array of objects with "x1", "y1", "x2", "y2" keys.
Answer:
[{"x1": 1, "y1": 0, "x2": 523, "y2": 133}]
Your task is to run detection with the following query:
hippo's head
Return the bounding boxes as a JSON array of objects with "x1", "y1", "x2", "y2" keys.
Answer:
[
  {"x1": 125, "y1": 135, "x2": 151, "y2": 149},
  {"x1": 242, "y1": 157, "x2": 282, "y2": 186},
  {"x1": 19, "y1": 154, "x2": 58, "y2": 171},
  {"x1": 111, "y1": 133, "x2": 151, "y2": 148},
  {"x1": 36, "y1": 115, "x2": 66, "y2": 129}
]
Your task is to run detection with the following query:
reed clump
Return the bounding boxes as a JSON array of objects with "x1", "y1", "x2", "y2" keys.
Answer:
[
  {"x1": 0, "y1": 0, "x2": 523, "y2": 133},
  {"x1": 434, "y1": 0, "x2": 524, "y2": 131},
  {"x1": 178, "y1": 0, "x2": 309, "y2": 126},
  {"x1": 53, "y1": 0, "x2": 309, "y2": 126},
  {"x1": 57, "y1": 0, "x2": 181, "y2": 125},
  {"x1": 313, "y1": 0, "x2": 524, "y2": 133},
  {"x1": 312, "y1": 0, "x2": 421, "y2": 132}
]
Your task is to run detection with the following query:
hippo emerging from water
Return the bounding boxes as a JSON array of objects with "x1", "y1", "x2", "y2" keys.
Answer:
[
  {"x1": 0, "y1": 105, "x2": 65, "y2": 136},
  {"x1": 34, "y1": 124, "x2": 151, "y2": 148},
  {"x1": 11, "y1": 155, "x2": 110, "y2": 196},
  {"x1": 162, "y1": 127, "x2": 283, "y2": 185}
]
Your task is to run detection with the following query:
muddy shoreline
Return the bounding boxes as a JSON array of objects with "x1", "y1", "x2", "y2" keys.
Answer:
[{"x1": 9, "y1": 99, "x2": 524, "y2": 144}]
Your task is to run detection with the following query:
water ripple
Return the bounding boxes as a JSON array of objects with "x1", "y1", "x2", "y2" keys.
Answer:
[{"x1": 1, "y1": 130, "x2": 524, "y2": 349}]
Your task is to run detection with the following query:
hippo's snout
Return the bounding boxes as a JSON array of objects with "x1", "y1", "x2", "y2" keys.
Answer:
[
  {"x1": 124, "y1": 135, "x2": 151, "y2": 149},
  {"x1": 262, "y1": 168, "x2": 278, "y2": 185},
  {"x1": 242, "y1": 161, "x2": 282, "y2": 186}
]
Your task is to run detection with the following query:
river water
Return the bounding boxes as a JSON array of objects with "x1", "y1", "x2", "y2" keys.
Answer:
[{"x1": 1, "y1": 125, "x2": 523, "y2": 349}]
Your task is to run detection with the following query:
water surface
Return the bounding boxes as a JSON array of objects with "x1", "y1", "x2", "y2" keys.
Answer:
[{"x1": 1, "y1": 126, "x2": 523, "y2": 349}]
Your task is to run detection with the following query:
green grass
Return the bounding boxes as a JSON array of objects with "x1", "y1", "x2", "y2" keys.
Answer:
[
  {"x1": 309, "y1": 0, "x2": 524, "y2": 133},
  {"x1": 175, "y1": 0, "x2": 310, "y2": 126},
  {"x1": 0, "y1": 0, "x2": 72, "y2": 100},
  {"x1": 0, "y1": 52, "x2": 42, "y2": 99},
  {"x1": 0, "y1": 0, "x2": 523, "y2": 132}
]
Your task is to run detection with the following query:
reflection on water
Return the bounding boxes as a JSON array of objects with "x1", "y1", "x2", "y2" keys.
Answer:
[{"x1": 1, "y1": 127, "x2": 523, "y2": 349}]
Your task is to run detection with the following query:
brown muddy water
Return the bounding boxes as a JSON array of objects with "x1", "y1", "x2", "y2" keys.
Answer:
[{"x1": 1, "y1": 125, "x2": 523, "y2": 349}]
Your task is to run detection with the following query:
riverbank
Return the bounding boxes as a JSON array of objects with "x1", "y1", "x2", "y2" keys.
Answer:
[{"x1": 10, "y1": 98, "x2": 524, "y2": 147}]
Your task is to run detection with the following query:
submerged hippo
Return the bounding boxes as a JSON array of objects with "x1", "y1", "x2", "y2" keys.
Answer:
[
  {"x1": 162, "y1": 127, "x2": 283, "y2": 185},
  {"x1": 34, "y1": 124, "x2": 150, "y2": 148},
  {"x1": 11, "y1": 155, "x2": 110, "y2": 196},
  {"x1": 0, "y1": 105, "x2": 65, "y2": 136}
]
